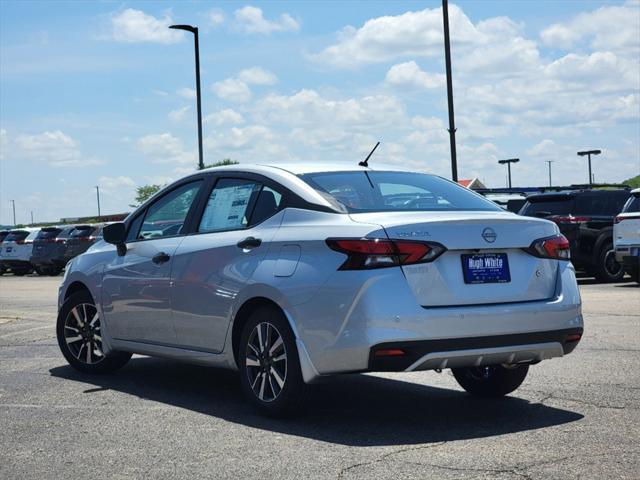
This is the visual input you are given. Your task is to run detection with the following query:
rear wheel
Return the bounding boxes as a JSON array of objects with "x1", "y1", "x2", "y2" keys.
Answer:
[
  {"x1": 56, "y1": 290, "x2": 131, "y2": 374},
  {"x1": 452, "y1": 364, "x2": 529, "y2": 397},
  {"x1": 12, "y1": 268, "x2": 31, "y2": 276},
  {"x1": 594, "y1": 242, "x2": 624, "y2": 283},
  {"x1": 238, "y1": 306, "x2": 305, "y2": 416}
]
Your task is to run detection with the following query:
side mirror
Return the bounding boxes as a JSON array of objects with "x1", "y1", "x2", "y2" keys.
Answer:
[{"x1": 103, "y1": 223, "x2": 127, "y2": 256}]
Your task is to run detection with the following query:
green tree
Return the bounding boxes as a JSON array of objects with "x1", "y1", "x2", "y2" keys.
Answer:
[
  {"x1": 130, "y1": 184, "x2": 162, "y2": 208},
  {"x1": 622, "y1": 175, "x2": 640, "y2": 188},
  {"x1": 202, "y1": 158, "x2": 238, "y2": 169}
]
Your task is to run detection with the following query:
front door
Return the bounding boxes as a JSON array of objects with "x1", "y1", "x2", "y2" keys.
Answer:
[{"x1": 102, "y1": 180, "x2": 203, "y2": 345}]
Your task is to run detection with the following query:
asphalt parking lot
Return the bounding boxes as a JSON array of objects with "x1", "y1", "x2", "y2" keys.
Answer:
[{"x1": 0, "y1": 274, "x2": 638, "y2": 479}]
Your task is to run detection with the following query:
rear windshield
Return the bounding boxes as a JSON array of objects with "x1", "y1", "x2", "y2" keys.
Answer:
[
  {"x1": 5, "y1": 231, "x2": 29, "y2": 242},
  {"x1": 70, "y1": 226, "x2": 95, "y2": 237},
  {"x1": 520, "y1": 197, "x2": 573, "y2": 217},
  {"x1": 0, "y1": 232, "x2": 9, "y2": 242},
  {"x1": 300, "y1": 171, "x2": 501, "y2": 213},
  {"x1": 622, "y1": 194, "x2": 639, "y2": 213},
  {"x1": 36, "y1": 228, "x2": 62, "y2": 240}
]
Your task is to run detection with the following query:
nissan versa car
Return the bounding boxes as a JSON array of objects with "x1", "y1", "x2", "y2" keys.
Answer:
[{"x1": 57, "y1": 163, "x2": 583, "y2": 415}]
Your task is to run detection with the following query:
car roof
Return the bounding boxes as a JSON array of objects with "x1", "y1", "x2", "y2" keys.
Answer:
[
  {"x1": 526, "y1": 189, "x2": 630, "y2": 201},
  {"x1": 201, "y1": 162, "x2": 414, "y2": 176}
]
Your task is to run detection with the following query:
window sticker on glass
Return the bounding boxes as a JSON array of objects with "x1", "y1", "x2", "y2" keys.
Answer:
[{"x1": 199, "y1": 179, "x2": 260, "y2": 232}]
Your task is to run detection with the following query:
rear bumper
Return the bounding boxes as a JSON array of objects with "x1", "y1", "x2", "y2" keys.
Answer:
[
  {"x1": 369, "y1": 327, "x2": 582, "y2": 372},
  {"x1": 0, "y1": 259, "x2": 32, "y2": 270},
  {"x1": 291, "y1": 261, "x2": 582, "y2": 378}
]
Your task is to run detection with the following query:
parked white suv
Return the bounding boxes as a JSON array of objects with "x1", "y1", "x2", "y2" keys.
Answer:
[
  {"x1": 614, "y1": 188, "x2": 640, "y2": 283},
  {"x1": 0, "y1": 228, "x2": 39, "y2": 276}
]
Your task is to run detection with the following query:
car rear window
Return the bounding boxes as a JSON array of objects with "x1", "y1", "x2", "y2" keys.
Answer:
[
  {"x1": 0, "y1": 232, "x2": 9, "y2": 243},
  {"x1": 70, "y1": 226, "x2": 95, "y2": 238},
  {"x1": 519, "y1": 196, "x2": 573, "y2": 217},
  {"x1": 622, "y1": 194, "x2": 639, "y2": 213},
  {"x1": 5, "y1": 231, "x2": 29, "y2": 242},
  {"x1": 300, "y1": 171, "x2": 501, "y2": 213},
  {"x1": 36, "y1": 228, "x2": 62, "y2": 240},
  {"x1": 574, "y1": 193, "x2": 628, "y2": 216}
]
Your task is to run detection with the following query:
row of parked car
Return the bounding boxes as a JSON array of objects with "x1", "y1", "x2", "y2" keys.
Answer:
[
  {"x1": 0, "y1": 224, "x2": 107, "y2": 276},
  {"x1": 517, "y1": 187, "x2": 639, "y2": 282}
]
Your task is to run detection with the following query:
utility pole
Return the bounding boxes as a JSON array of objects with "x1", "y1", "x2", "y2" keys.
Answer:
[
  {"x1": 170, "y1": 24, "x2": 204, "y2": 170},
  {"x1": 10, "y1": 200, "x2": 16, "y2": 226},
  {"x1": 498, "y1": 158, "x2": 520, "y2": 188},
  {"x1": 442, "y1": 0, "x2": 458, "y2": 182},
  {"x1": 545, "y1": 160, "x2": 554, "y2": 187},
  {"x1": 577, "y1": 149, "x2": 601, "y2": 185},
  {"x1": 95, "y1": 186, "x2": 101, "y2": 218},
  {"x1": 30, "y1": 211, "x2": 34, "y2": 225}
]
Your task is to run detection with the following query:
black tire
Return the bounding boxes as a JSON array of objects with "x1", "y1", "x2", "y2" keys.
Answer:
[
  {"x1": 46, "y1": 267, "x2": 63, "y2": 276},
  {"x1": 238, "y1": 305, "x2": 306, "y2": 416},
  {"x1": 452, "y1": 364, "x2": 529, "y2": 397},
  {"x1": 12, "y1": 269, "x2": 30, "y2": 276},
  {"x1": 56, "y1": 290, "x2": 131, "y2": 374},
  {"x1": 594, "y1": 242, "x2": 624, "y2": 283},
  {"x1": 34, "y1": 266, "x2": 47, "y2": 276}
]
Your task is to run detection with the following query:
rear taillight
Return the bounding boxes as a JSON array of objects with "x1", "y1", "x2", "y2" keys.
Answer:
[
  {"x1": 326, "y1": 238, "x2": 446, "y2": 270},
  {"x1": 526, "y1": 234, "x2": 570, "y2": 260},
  {"x1": 615, "y1": 215, "x2": 640, "y2": 223},
  {"x1": 550, "y1": 216, "x2": 590, "y2": 224}
]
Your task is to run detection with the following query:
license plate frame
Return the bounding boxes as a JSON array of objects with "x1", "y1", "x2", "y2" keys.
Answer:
[{"x1": 461, "y1": 253, "x2": 511, "y2": 284}]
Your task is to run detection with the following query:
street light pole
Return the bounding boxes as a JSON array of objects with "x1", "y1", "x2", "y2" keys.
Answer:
[
  {"x1": 30, "y1": 211, "x2": 34, "y2": 225},
  {"x1": 577, "y1": 149, "x2": 601, "y2": 185},
  {"x1": 170, "y1": 24, "x2": 204, "y2": 170},
  {"x1": 10, "y1": 200, "x2": 16, "y2": 226},
  {"x1": 441, "y1": 0, "x2": 458, "y2": 182},
  {"x1": 545, "y1": 160, "x2": 554, "y2": 187},
  {"x1": 95, "y1": 186, "x2": 101, "y2": 218},
  {"x1": 498, "y1": 158, "x2": 520, "y2": 189}
]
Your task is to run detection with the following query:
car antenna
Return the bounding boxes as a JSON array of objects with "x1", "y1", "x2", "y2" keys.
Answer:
[{"x1": 359, "y1": 141, "x2": 380, "y2": 167}]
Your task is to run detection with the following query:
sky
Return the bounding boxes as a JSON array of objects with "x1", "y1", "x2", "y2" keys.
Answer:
[{"x1": 0, "y1": 0, "x2": 639, "y2": 224}]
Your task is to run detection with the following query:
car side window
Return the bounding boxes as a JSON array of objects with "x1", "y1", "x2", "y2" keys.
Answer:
[
  {"x1": 248, "y1": 186, "x2": 283, "y2": 226},
  {"x1": 126, "y1": 214, "x2": 144, "y2": 242},
  {"x1": 199, "y1": 179, "x2": 261, "y2": 233},
  {"x1": 138, "y1": 181, "x2": 203, "y2": 240}
]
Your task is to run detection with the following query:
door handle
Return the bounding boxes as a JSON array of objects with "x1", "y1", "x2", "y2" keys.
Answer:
[
  {"x1": 152, "y1": 252, "x2": 171, "y2": 265},
  {"x1": 237, "y1": 236, "x2": 262, "y2": 250}
]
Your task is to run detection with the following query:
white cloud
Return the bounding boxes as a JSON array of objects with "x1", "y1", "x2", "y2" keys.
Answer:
[
  {"x1": 312, "y1": 5, "x2": 477, "y2": 68},
  {"x1": 168, "y1": 105, "x2": 190, "y2": 122},
  {"x1": 177, "y1": 87, "x2": 196, "y2": 99},
  {"x1": 153, "y1": 89, "x2": 169, "y2": 97},
  {"x1": 540, "y1": 2, "x2": 640, "y2": 53},
  {"x1": 385, "y1": 61, "x2": 445, "y2": 89},
  {"x1": 204, "y1": 108, "x2": 245, "y2": 126},
  {"x1": 98, "y1": 175, "x2": 136, "y2": 192},
  {"x1": 209, "y1": 9, "x2": 225, "y2": 27},
  {"x1": 13, "y1": 130, "x2": 102, "y2": 167},
  {"x1": 111, "y1": 9, "x2": 184, "y2": 44},
  {"x1": 211, "y1": 78, "x2": 252, "y2": 102},
  {"x1": 137, "y1": 133, "x2": 196, "y2": 164},
  {"x1": 234, "y1": 6, "x2": 300, "y2": 34},
  {"x1": 238, "y1": 67, "x2": 278, "y2": 85}
]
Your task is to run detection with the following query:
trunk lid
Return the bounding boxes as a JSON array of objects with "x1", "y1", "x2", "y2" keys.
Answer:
[{"x1": 350, "y1": 211, "x2": 560, "y2": 307}]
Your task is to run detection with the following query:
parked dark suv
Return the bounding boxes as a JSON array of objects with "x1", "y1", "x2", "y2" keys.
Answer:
[
  {"x1": 519, "y1": 189, "x2": 631, "y2": 282},
  {"x1": 63, "y1": 224, "x2": 104, "y2": 262},
  {"x1": 30, "y1": 226, "x2": 76, "y2": 276}
]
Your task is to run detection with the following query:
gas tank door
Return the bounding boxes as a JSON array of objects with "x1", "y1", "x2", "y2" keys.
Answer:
[{"x1": 274, "y1": 245, "x2": 301, "y2": 277}]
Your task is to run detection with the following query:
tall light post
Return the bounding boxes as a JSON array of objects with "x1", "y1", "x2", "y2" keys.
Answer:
[
  {"x1": 10, "y1": 199, "x2": 16, "y2": 226},
  {"x1": 577, "y1": 149, "x2": 601, "y2": 185},
  {"x1": 545, "y1": 160, "x2": 554, "y2": 187},
  {"x1": 95, "y1": 186, "x2": 101, "y2": 218},
  {"x1": 441, "y1": 0, "x2": 458, "y2": 182},
  {"x1": 498, "y1": 158, "x2": 520, "y2": 188},
  {"x1": 169, "y1": 24, "x2": 204, "y2": 170},
  {"x1": 30, "y1": 211, "x2": 34, "y2": 225}
]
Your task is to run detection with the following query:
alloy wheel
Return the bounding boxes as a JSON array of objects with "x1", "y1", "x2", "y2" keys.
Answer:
[
  {"x1": 245, "y1": 322, "x2": 287, "y2": 402},
  {"x1": 63, "y1": 303, "x2": 104, "y2": 364}
]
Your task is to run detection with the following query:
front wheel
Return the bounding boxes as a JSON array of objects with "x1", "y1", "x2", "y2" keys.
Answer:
[
  {"x1": 238, "y1": 306, "x2": 306, "y2": 416},
  {"x1": 56, "y1": 290, "x2": 131, "y2": 374},
  {"x1": 452, "y1": 364, "x2": 529, "y2": 397}
]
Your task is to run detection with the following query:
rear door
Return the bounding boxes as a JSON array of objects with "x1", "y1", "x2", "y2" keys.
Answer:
[
  {"x1": 102, "y1": 180, "x2": 204, "y2": 345},
  {"x1": 171, "y1": 176, "x2": 285, "y2": 352}
]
